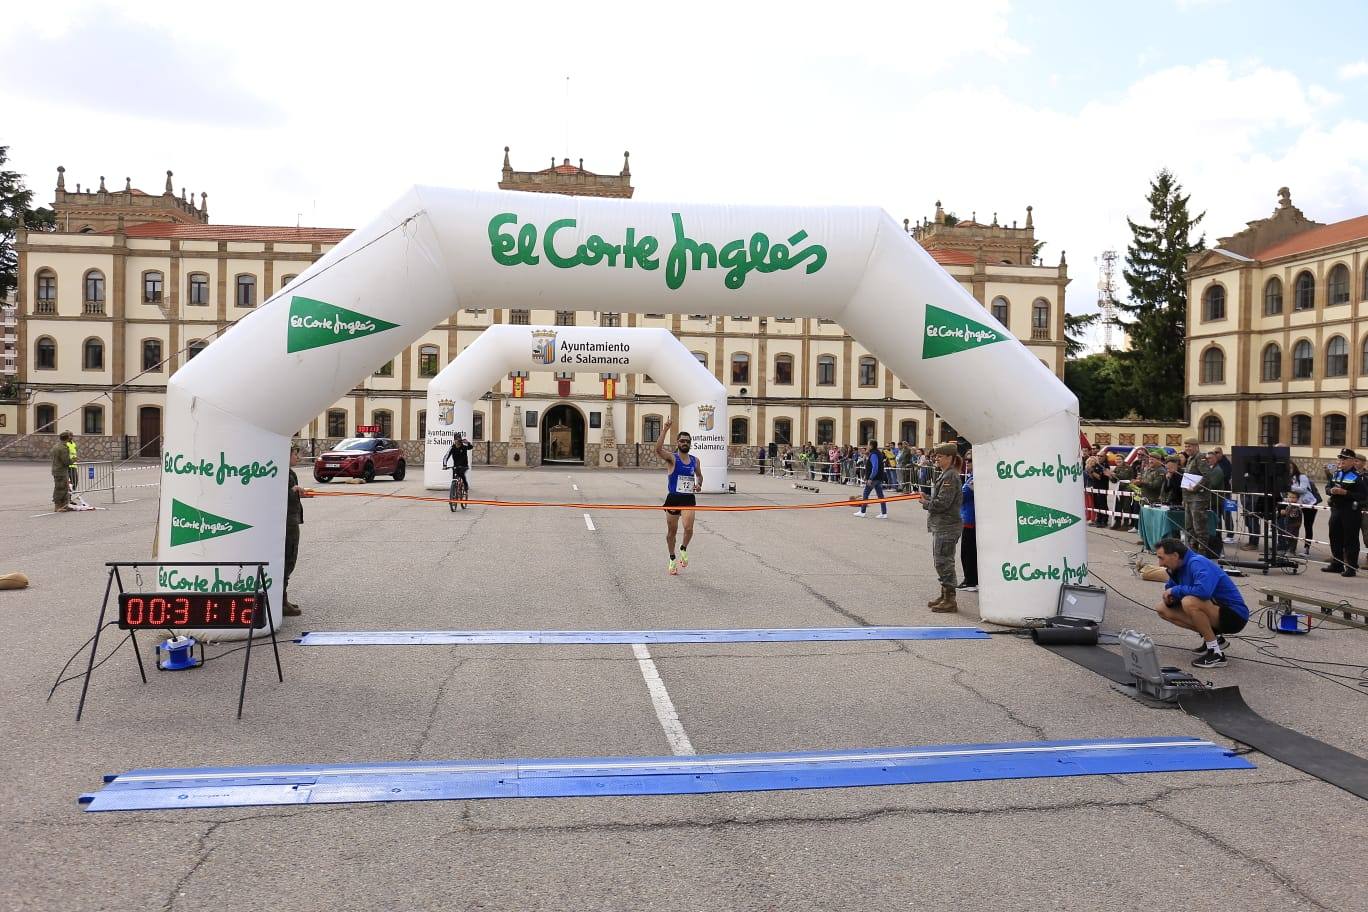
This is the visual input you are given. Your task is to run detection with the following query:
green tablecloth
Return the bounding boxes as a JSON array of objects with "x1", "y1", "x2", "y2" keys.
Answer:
[{"x1": 1138, "y1": 504, "x2": 1213, "y2": 551}]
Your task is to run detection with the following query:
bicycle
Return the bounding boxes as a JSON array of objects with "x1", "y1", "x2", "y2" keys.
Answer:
[{"x1": 448, "y1": 467, "x2": 469, "y2": 511}]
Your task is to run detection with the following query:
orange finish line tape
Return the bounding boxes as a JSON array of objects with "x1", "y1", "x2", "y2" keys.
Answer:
[{"x1": 304, "y1": 489, "x2": 922, "y2": 512}]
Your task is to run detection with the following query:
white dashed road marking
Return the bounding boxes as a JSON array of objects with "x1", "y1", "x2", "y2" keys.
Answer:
[{"x1": 631, "y1": 643, "x2": 695, "y2": 756}]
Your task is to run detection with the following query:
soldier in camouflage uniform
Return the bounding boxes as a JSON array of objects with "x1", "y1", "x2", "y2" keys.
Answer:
[
  {"x1": 1138, "y1": 452, "x2": 1166, "y2": 505},
  {"x1": 921, "y1": 443, "x2": 964, "y2": 613},
  {"x1": 1111, "y1": 457, "x2": 1137, "y2": 531}
]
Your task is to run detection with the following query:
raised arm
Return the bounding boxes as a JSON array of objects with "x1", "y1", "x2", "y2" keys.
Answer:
[{"x1": 655, "y1": 418, "x2": 673, "y2": 462}]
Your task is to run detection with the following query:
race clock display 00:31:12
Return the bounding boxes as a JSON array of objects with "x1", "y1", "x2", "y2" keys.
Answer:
[{"x1": 117, "y1": 593, "x2": 267, "y2": 630}]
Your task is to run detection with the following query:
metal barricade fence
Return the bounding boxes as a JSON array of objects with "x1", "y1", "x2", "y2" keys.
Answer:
[
  {"x1": 73, "y1": 461, "x2": 115, "y2": 502},
  {"x1": 73, "y1": 458, "x2": 162, "y2": 504}
]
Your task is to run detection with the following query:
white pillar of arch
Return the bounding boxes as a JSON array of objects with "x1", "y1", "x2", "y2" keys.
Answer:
[
  {"x1": 159, "y1": 186, "x2": 1083, "y2": 637},
  {"x1": 423, "y1": 325, "x2": 727, "y2": 491}
]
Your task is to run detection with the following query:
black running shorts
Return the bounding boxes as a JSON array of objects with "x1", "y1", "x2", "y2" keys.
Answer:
[
  {"x1": 663, "y1": 493, "x2": 696, "y2": 516},
  {"x1": 1216, "y1": 603, "x2": 1248, "y2": 635}
]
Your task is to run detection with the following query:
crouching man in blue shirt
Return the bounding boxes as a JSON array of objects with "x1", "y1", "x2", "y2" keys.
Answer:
[{"x1": 1153, "y1": 537, "x2": 1249, "y2": 669}]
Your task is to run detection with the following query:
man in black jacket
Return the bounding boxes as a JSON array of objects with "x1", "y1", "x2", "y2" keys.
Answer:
[
  {"x1": 1324, "y1": 448, "x2": 1365, "y2": 577},
  {"x1": 443, "y1": 431, "x2": 475, "y2": 494},
  {"x1": 283, "y1": 444, "x2": 304, "y2": 617}
]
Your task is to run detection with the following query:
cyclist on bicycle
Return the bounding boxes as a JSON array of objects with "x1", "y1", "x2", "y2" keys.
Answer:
[{"x1": 442, "y1": 431, "x2": 474, "y2": 494}]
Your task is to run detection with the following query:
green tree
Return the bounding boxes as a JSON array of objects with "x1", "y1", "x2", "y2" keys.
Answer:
[
  {"x1": 0, "y1": 146, "x2": 55, "y2": 299},
  {"x1": 1114, "y1": 168, "x2": 1204, "y2": 419},
  {"x1": 1065, "y1": 352, "x2": 1140, "y2": 420},
  {"x1": 1064, "y1": 310, "x2": 1099, "y2": 359}
]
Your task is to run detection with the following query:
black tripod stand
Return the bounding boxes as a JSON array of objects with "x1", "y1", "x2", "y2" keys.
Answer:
[{"x1": 1221, "y1": 446, "x2": 1300, "y2": 576}]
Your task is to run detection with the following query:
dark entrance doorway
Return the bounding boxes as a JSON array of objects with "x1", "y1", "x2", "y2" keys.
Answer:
[
  {"x1": 138, "y1": 406, "x2": 162, "y2": 457},
  {"x1": 541, "y1": 403, "x2": 585, "y2": 465}
]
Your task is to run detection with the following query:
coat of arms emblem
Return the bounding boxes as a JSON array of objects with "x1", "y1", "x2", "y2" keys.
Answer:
[
  {"x1": 438, "y1": 398, "x2": 455, "y2": 426},
  {"x1": 532, "y1": 330, "x2": 557, "y2": 365},
  {"x1": 697, "y1": 404, "x2": 715, "y2": 432}
]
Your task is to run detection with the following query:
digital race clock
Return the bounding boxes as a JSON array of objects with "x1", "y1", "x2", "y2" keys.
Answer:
[{"x1": 117, "y1": 593, "x2": 267, "y2": 630}]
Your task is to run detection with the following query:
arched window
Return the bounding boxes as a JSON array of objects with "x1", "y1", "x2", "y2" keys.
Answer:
[
  {"x1": 34, "y1": 403, "x2": 56, "y2": 432},
  {"x1": 280, "y1": 274, "x2": 297, "y2": 289},
  {"x1": 1290, "y1": 414, "x2": 1311, "y2": 446},
  {"x1": 1199, "y1": 414, "x2": 1223, "y2": 444},
  {"x1": 730, "y1": 352, "x2": 750, "y2": 384},
  {"x1": 418, "y1": 344, "x2": 440, "y2": 378},
  {"x1": 1199, "y1": 346, "x2": 1224, "y2": 384},
  {"x1": 1261, "y1": 343, "x2": 1281, "y2": 381},
  {"x1": 1291, "y1": 340, "x2": 1314, "y2": 379},
  {"x1": 374, "y1": 359, "x2": 394, "y2": 378},
  {"x1": 1258, "y1": 415, "x2": 1280, "y2": 446},
  {"x1": 1325, "y1": 414, "x2": 1347, "y2": 447},
  {"x1": 83, "y1": 405, "x2": 104, "y2": 435},
  {"x1": 1263, "y1": 277, "x2": 1283, "y2": 315},
  {"x1": 691, "y1": 351, "x2": 708, "y2": 368},
  {"x1": 1327, "y1": 264, "x2": 1350, "y2": 306},
  {"x1": 1202, "y1": 284, "x2": 1226, "y2": 321},
  {"x1": 990, "y1": 296, "x2": 1009, "y2": 325},
  {"x1": 326, "y1": 409, "x2": 347, "y2": 438},
  {"x1": 730, "y1": 416, "x2": 749, "y2": 445},
  {"x1": 815, "y1": 354, "x2": 836, "y2": 386},
  {"x1": 83, "y1": 270, "x2": 105, "y2": 302},
  {"x1": 373, "y1": 410, "x2": 393, "y2": 439},
  {"x1": 900, "y1": 420, "x2": 919, "y2": 446},
  {"x1": 816, "y1": 418, "x2": 834, "y2": 444},
  {"x1": 35, "y1": 336, "x2": 56, "y2": 370},
  {"x1": 472, "y1": 412, "x2": 485, "y2": 441},
  {"x1": 235, "y1": 274, "x2": 256, "y2": 308},
  {"x1": 1031, "y1": 299, "x2": 1050, "y2": 338},
  {"x1": 143, "y1": 270, "x2": 163, "y2": 304},
  {"x1": 187, "y1": 339, "x2": 207, "y2": 361},
  {"x1": 34, "y1": 269, "x2": 57, "y2": 313},
  {"x1": 82, "y1": 337, "x2": 104, "y2": 371},
  {"x1": 187, "y1": 272, "x2": 210, "y2": 306},
  {"x1": 1326, "y1": 336, "x2": 1349, "y2": 377},
  {"x1": 142, "y1": 339, "x2": 163, "y2": 372},
  {"x1": 858, "y1": 356, "x2": 878, "y2": 387},
  {"x1": 1293, "y1": 271, "x2": 1315, "y2": 310},
  {"x1": 774, "y1": 353, "x2": 794, "y2": 385},
  {"x1": 773, "y1": 417, "x2": 792, "y2": 445},
  {"x1": 939, "y1": 421, "x2": 955, "y2": 441},
  {"x1": 643, "y1": 414, "x2": 662, "y2": 443},
  {"x1": 858, "y1": 419, "x2": 877, "y2": 445}
]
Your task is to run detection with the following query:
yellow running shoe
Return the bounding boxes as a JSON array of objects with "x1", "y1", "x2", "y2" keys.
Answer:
[
  {"x1": 668, "y1": 558, "x2": 679, "y2": 576},
  {"x1": 679, "y1": 548, "x2": 689, "y2": 569}
]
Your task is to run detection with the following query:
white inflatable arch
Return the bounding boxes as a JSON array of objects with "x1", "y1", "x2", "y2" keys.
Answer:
[
  {"x1": 159, "y1": 186, "x2": 1085, "y2": 635},
  {"x1": 422, "y1": 325, "x2": 728, "y2": 492}
]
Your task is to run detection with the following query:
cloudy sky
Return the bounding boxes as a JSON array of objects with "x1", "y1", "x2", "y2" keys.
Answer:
[{"x1": 4, "y1": 0, "x2": 1367, "y2": 347}]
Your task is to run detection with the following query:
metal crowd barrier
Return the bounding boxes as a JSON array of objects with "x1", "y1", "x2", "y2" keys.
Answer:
[{"x1": 72, "y1": 458, "x2": 161, "y2": 504}]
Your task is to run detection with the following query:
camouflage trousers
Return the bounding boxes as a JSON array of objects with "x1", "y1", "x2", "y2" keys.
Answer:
[{"x1": 931, "y1": 528, "x2": 962, "y2": 587}]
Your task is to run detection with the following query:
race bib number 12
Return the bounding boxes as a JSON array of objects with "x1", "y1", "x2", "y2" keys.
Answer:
[{"x1": 676, "y1": 475, "x2": 695, "y2": 494}]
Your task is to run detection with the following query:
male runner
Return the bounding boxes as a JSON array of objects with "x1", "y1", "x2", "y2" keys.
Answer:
[{"x1": 655, "y1": 417, "x2": 702, "y2": 575}]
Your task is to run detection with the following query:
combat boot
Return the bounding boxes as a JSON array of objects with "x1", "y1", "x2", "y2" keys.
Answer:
[{"x1": 931, "y1": 586, "x2": 958, "y2": 613}]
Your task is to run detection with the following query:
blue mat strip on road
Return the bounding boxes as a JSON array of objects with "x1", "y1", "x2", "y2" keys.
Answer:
[
  {"x1": 293, "y1": 626, "x2": 991, "y2": 646},
  {"x1": 80, "y1": 737, "x2": 1251, "y2": 811}
]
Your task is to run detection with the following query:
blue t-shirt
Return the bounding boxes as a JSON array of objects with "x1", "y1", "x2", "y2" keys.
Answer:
[
  {"x1": 961, "y1": 474, "x2": 975, "y2": 526},
  {"x1": 1167, "y1": 551, "x2": 1249, "y2": 618},
  {"x1": 667, "y1": 453, "x2": 697, "y2": 495}
]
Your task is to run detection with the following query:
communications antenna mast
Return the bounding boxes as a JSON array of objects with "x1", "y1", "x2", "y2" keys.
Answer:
[{"x1": 1096, "y1": 250, "x2": 1118, "y2": 350}]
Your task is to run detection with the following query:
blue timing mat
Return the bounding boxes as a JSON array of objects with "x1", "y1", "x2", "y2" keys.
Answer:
[
  {"x1": 294, "y1": 626, "x2": 991, "y2": 646},
  {"x1": 80, "y1": 738, "x2": 1251, "y2": 812}
]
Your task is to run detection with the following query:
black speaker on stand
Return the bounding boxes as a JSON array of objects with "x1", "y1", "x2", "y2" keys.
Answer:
[{"x1": 1223, "y1": 445, "x2": 1300, "y2": 575}]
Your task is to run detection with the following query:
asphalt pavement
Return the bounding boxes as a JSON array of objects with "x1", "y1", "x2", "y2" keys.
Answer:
[{"x1": 2, "y1": 461, "x2": 1365, "y2": 912}]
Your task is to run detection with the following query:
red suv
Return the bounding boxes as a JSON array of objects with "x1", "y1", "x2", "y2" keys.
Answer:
[{"x1": 314, "y1": 437, "x2": 406, "y2": 483}]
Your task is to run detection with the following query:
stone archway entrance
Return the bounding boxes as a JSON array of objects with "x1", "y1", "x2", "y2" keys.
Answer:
[{"x1": 541, "y1": 403, "x2": 585, "y2": 465}]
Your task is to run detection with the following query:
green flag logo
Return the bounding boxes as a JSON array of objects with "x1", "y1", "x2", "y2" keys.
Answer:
[
  {"x1": 286, "y1": 296, "x2": 399, "y2": 354},
  {"x1": 922, "y1": 304, "x2": 1008, "y2": 359},
  {"x1": 1015, "y1": 500, "x2": 1081, "y2": 543},
  {"x1": 170, "y1": 499, "x2": 253, "y2": 547}
]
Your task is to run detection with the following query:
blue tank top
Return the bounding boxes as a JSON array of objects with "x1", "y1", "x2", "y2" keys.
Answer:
[{"x1": 668, "y1": 453, "x2": 697, "y2": 495}]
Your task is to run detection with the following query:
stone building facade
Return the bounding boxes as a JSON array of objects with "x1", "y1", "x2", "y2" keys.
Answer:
[
  {"x1": 1185, "y1": 188, "x2": 1368, "y2": 463},
  {"x1": 5, "y1": 153, "x2": 1070, "y2": 465}
]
